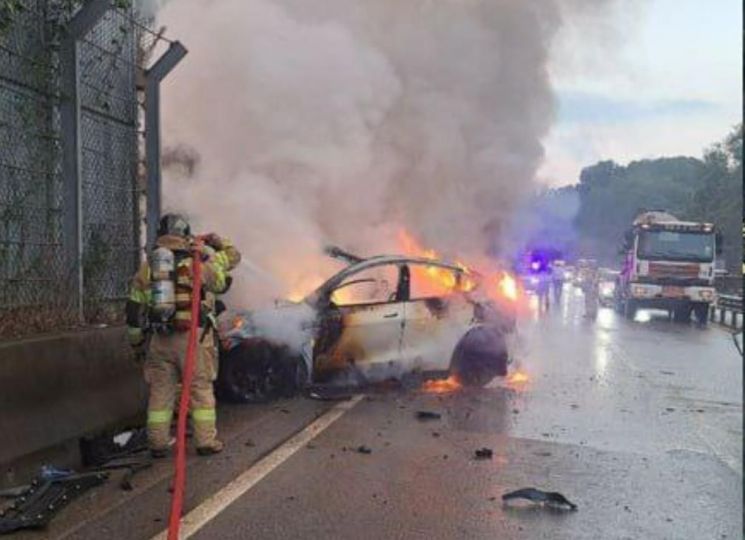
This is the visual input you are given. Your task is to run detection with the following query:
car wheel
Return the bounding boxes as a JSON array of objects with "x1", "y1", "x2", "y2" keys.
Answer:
[
  {"x1": 451, "y1": 326, "x2": 508, "y2": 387},
  {"x1": 216, "y1": 340, "x2": 274, "y2": 403}
]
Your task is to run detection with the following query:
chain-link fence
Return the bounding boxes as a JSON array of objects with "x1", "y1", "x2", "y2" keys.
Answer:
[{"x1": 0, "y1": 0, "x2": 168, "y2": 339}]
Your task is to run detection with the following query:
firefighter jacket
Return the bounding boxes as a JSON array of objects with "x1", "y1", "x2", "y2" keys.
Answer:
[{"x1": 126, "y1": 234, "x2": 241, "y2": 346}]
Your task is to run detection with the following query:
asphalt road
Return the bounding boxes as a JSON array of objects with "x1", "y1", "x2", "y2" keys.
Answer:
[{"x1": 9, "y1": 289, "x2": 742, "y2": 539}]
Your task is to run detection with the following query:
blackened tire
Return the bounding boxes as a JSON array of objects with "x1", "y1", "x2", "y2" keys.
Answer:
[
  {"x1": 216, "y1": 339, "x2": 275, "y2": 403},
  {"x1": 216, "y1": 339, "x2": 306, "y2": 403},
  {"x1": 451, "y1": 326, "x2": 508, "y2": 387}
]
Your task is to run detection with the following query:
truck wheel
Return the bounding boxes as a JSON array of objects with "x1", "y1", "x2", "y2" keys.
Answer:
[
  {"x1": 624, "y1": 300, "x2": 637, "y2": 320},
  {"x1": 673, "y1": 304, "x2": 692, "y2": 323},
  {"x1": 692, "y1": 303, "x2": 709, "y2": 326}
]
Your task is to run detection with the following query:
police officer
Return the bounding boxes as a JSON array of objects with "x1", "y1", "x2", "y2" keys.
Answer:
[{"x1": 126, "y1": 214, "x2": 241, "y2": 457}]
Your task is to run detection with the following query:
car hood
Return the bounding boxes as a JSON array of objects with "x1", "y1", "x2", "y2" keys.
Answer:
[{"x1": 220, "y1": 302, "x2": 316, "y2": 352}]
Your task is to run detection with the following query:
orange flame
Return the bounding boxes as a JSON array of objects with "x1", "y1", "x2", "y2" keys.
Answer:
[
  {"x1": 507, "y1": 370, "x2": 530, "y2": 385},
  {"x1": 231, "y1": 315, "x2": 245, "y2": 330},
  {"x1": 498, "y1": 271, "x2": 518, "y2": 302},
  {"x1": 422, "y1": 375, "x2": 462, "y2": 394},
  {"x1": 397, "y1": 229, "x2": 478, "y2": 296}
]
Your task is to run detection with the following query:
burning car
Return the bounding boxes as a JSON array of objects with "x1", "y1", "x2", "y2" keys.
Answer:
[{"x1": 215, "y1": 250, "x2": 517, "y2": 402}]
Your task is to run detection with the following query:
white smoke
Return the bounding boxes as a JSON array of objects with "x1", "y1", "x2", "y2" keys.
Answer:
[{"x1": 156, "y1": 0, "x2": 619, "y2": 309}]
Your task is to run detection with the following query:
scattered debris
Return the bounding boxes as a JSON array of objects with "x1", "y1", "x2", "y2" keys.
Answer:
[
  {"x1": 512, "y1": 409, "x2": 520, "y2": 414},
  {"x1": 356, "y1": 445, "x2": 372, "y2": 455},
  {"x1": 308, "y1": 390, "x2": 353, "y2": 402},
  {"x1": 39, "y1": 465, "x2": 74, "y2": 481},
  {"x1": 0, "y1": 485, "x2": 30, "y2": 499},
  {"x1": 431, "y1": 431, "x2": 441, "y2": 438},
  {"x1": 79, "y1": 428, "x2": 148, "y2": 468},
  {"x1": 244, "y1": 439, "x2": 256, "y2": 447},
  {"x1": 0, "y1": 471, "x2": 108, "y2": 534},
  {"x1": 93, "y1": 455, "x2": 152, "y2": 491},
  {"x1": 665, "y1": 407, "x2": 675, "y2": 412},
  {"x1": 474, "y1": 448, "x2": 493, "y2": 460},
  {"x1": 502, "y1": 487, "x2": 577, "y2": 511},
  {"x1": 416, "y1": 410, "x2": 442, "y2": 421},
  {"x1": 570, "y1": 404, "x2": 579, "y2": 410}
]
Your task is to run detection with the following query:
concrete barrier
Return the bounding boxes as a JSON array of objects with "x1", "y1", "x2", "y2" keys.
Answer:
[{"x1": 0, "y1": 326, "x2": 146, "y2": 469}]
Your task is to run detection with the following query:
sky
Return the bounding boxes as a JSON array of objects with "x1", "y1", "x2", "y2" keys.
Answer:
[{"x1": 539, "y1": 0, "x2": 743, "y2": 187}]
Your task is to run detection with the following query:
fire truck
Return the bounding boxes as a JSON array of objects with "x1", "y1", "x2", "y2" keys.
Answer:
[{"x1": 615, "y1": 211, "x2": 720, "y2": 324}]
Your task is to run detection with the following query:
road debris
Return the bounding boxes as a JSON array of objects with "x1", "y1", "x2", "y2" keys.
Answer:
[
  {"x1": 0, "y1": 471, "x2": 108, "y2": 534},
  {"x1": 474, "y1": 448, "x2": 493, "y2": 460},
  {"x1": 502, "y1": 487, "x2": 577, "y2": 511},
  {"x1": 79, "y1": 428, "x2": 148, "y2": 467},
  {"x1": 356, "y1": 445, "x2": 372, "y2": 454},
  {"x1": 416, "y1": 410, "x2": 442, "y2": 421}
]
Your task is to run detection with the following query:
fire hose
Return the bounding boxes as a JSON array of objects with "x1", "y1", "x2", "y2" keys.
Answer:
[{"x1": 167, "y1": 238, "x2": 204, "y2": 540}]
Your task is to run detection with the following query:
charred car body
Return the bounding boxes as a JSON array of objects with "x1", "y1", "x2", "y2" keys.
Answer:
[{"x1": 216, "y1": 252, "x2": 516, "y2": 402}]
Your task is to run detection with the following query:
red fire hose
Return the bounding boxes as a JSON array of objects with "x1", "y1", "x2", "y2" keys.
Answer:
[{"x1": 167, "y1": 239, "x2": 203, "y2": 540}]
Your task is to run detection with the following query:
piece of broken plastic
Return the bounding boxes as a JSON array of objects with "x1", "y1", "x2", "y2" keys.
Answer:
[
  {"x1": 502, "y1": 487, "x2": 577, "y2": 510},
  {"x1": 474, "y1": 447, "x2": 493, "y2": 459},
  {"x1": 39, "y1": 465, "x2": 75, "y2": 481}
]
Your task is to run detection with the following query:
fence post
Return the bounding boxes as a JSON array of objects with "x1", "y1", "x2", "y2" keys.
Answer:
[
  {"x1": 59, "y1": 0, "x2": 112, "y2": 320},
  {"x1": 144, "y1": 42, "x2": 188, "y2": 248}
]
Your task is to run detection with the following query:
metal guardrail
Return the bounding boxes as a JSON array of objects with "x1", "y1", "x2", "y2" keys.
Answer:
[{"x1": 710, "y1": 294, "x2": 743, "y2": 328}]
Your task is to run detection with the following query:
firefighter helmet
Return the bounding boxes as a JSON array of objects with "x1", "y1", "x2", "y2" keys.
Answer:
[{"x1": 158, "y1": 213, "x2": 191, "y2": 238}]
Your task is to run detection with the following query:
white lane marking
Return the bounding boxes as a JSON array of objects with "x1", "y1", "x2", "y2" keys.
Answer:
[{"x1": 150, "y1": 395, "x2": 364, "y2": 540}]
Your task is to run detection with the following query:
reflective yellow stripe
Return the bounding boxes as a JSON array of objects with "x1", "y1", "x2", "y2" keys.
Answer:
[
  {"x1": 214, "y1": 251, "x2": 229, "y2": 268},
  {"x1": 127, "y1": 326, "x2": 143, "y2": 345},
  {"x1": 192, "y1": 408, "x2": 216, "y2": 423},
  {"x1": 174, "y1": 311, "x2": 192, "y2": 320},
  {"x1": 212, "y1": 267, "x2": 226, "y2": 291},
  {"x1": 130, "y1": 288, "x2": 151, "y2": 304},
  {"x1": 147, "y1": 409, "x2": 173, "y2": 424}
]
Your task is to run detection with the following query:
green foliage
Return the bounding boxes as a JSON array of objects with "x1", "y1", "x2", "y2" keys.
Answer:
[{"x1": 570, "y1": 124, "x2": 742, "y2": 272}]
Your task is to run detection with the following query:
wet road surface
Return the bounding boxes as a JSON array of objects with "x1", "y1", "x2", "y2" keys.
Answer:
[{"x1": 9, "y1": 290, "x2": 742, "y2": 539}]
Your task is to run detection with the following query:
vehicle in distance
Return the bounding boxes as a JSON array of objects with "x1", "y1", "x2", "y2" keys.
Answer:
[
  {"x1": 615, "y1": 211, "x2": 720, "y2": 323},
  {"x1": 598, "y1": 268, "x2": 619, "y2": 307},
  {"x1": 216, "y1": 253, "x2": 516, "y2": 402}
]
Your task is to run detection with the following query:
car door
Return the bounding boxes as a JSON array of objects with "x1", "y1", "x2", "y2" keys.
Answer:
[
  {"x1": 400, "y1": 263, "x2": 473, "y2": 372},
  {"x1": 313, "y1": 264, "x2": 406, "y2": 379}
]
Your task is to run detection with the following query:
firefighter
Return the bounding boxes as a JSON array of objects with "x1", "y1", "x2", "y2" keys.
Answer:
[
  {"x1": 551, "y1": 261, "x2": 564, "y2": 304},
  {"x1": 126, "y1": 214, "x2": 241, "y2": 457}
]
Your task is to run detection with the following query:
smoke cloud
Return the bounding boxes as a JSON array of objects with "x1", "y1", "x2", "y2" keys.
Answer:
[{"x1": 156, "y1": 0, "x2": 615, "y2": 308}]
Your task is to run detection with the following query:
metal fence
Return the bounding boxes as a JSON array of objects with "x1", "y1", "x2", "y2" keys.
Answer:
[{"x1": 0, "y1": 0, "x2": 174, "y2": 339}]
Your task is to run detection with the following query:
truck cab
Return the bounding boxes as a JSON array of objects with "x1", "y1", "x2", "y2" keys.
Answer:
[{"x1": 616, "y1": 211, "x2": 719, "y2": 324}]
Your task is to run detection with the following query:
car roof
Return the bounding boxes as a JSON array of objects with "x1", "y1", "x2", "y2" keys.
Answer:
[{"x1": 308, "y1": 254, "x2": 477, "y2": 303}]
